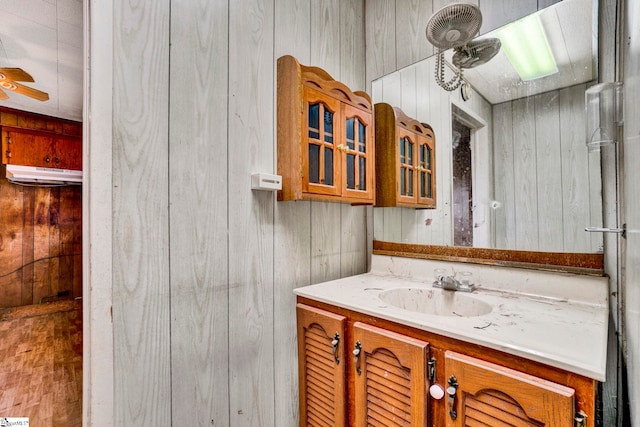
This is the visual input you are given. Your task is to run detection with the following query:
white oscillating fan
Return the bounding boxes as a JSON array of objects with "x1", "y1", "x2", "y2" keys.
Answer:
[{"x1": 426, "y1": 3, "x2": 501, "y2": 91}]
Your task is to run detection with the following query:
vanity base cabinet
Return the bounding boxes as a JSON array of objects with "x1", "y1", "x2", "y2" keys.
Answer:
[
  {"x1": 296, "y1": 304, "x2": 348, "y2": 427},
  {"x1": 353, "y1": 322, "x2": 429, "y2": 426},
  {"x1": 296, "y1": 304, "x2": 430, "y2": 427},
  {"x1": 296, "y1": 297, "x2": 599, "y2": 427},
  {"x1": 444, "y1": 351, "x2": 575, "y2": 426}
]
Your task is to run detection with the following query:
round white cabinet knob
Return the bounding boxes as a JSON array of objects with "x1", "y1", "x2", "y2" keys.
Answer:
[{"x1": 429, "y1": 384, "x2": 445, "y2": 400}]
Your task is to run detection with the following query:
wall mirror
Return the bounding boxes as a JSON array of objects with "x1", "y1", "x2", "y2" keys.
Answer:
[{"x1": 372, "y1": 0, "x2": 602, "y2": 255}]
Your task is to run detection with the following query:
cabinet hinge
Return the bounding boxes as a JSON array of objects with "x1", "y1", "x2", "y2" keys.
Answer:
[
  {"x1": 574, "y1": 411, "x2": 587, "y2": 427},
  {"x1": 427, "y1": 357, "x2": 436, "y2": 382}
]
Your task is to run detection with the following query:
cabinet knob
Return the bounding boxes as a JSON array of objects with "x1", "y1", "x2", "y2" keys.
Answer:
[
  {"x1": 45, "y1": 155, "x2": 51, "y2": 163},
  {"x1": 429, "y1": 384, "x2": 445, "y2": 400}
]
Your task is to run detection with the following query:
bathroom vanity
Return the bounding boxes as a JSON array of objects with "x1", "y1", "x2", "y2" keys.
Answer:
[{"x1": 294, "y1": 252, "x2": 608, "y2": 426}]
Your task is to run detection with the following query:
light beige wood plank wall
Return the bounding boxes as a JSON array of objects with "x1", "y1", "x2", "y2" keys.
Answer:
[
  {"x1": 103, "y1": 0, "x2": 369, "y2": 426},
  {"x1": 111, "y1": 0, "x2": 171, "y2": 424},
  {"x1": 273, "y1": 0, "x2": 312, "y2": 425},
  {"x1": 168, "y1": 0, "x2": 230, "y2": 425}
]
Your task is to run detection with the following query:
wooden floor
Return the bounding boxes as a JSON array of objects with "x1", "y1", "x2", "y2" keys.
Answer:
[{"x1": 0, "y1": 299, "x2": 82, "y2": 426}]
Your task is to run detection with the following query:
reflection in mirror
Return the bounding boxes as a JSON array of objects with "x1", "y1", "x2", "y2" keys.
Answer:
[{"x1": 372, "y1": 0, "x2": 602, "y2": 254}]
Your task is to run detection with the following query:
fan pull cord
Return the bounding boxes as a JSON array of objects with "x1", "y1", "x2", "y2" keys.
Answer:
[{"x1": 435, "y1": 49, "x2": 464, "y2": 91}]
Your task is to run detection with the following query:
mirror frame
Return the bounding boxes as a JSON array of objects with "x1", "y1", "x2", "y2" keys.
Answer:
[{"x1": 373, "y1": 240, "x2": 604, "y2": 275}]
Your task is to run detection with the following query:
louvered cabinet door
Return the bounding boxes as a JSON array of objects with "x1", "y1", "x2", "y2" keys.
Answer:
[
  {"x1": 296, "y1": 304, "x2": 348, "y2": 427},
  {"x1": 352, "y1": 322, "x2": 429, "y2": 427},
  {"x1": 444, "y1": 351, "x2": 575, "y2": 426}
]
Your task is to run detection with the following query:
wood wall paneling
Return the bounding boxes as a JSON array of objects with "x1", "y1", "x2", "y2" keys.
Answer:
[
  {"x1": 560, "y1": 84, "x2": 594, "y2": 252},
  {"x1": 491, "y1": 103, "x2": 515, "y2": 249},
  {"x1": 228, "y1": 0, "x2": 275, "y2": 424},
  {"x1": 339, "y1": 0, "x2": 366, "y2": 91},
  {"x1": 32, "y1": 188, "x2": 52, "y2": 304},
  {"x1": 0, "y1": 109, "x2": 82, "y2": 308},
  {"x1": 513, "y1": 98, "x2": 539, "y2": 250},
  {"x1": 273, "y1": 0, "x2": 312, "y2": 426},
  {"x1": 534, "y1": 91, "x2": 563, "y2": 252},
  {"x1": 489, "y1": 84, "x2": 601, "y2": 253},
  {"x1": 168, "y1": 0, "x2": 230, "y2": 425},
  {"x1": 0, "y1": 179, "x2": 24, "y2": 306},
  {"x1": 0, "y1": 179, "x2": 82, "y2": 308},
  {"x1": 112, "y1": 0, "x2": 172, "y2": 424},
  {"x1": 395, "y1": 0, "x2": 433, "y2": 70},
  {"x1": 399, "y1": 66, "x2": 417, "y2": 118},
  {"x1": 365, "y1": 0, "x2": 396, "y2": 89},
  {"x1": 21, "y1": 186, "x2": 35, "y2": 306}
]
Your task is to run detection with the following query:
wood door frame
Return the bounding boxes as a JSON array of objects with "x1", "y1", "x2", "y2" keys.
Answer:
[
  {"x1": 83, "y1": 0, "x2": 115, "y2": 425},
  {"x1": 450, "y1": 101, "x2": 491, "y2": 249}
]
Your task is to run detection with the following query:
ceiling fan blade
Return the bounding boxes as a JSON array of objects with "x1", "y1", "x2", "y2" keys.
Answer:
[
  {"x1": 0, "y1": 88, "x2": 8, "y2": 100},
  {"x1": 4, "y1": 81, "x2": 50, "y2": 101},
  {"x1": 0, "y1": 67, "x2": 35, "y2": 82}
]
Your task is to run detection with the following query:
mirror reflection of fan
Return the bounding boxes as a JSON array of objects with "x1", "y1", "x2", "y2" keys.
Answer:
[
  {"x1": 426, "y1": 3, "x2": 501, "y2": 91},
  {"x1": 0, "y1": 67, "x2": 49, "y2": 101}
]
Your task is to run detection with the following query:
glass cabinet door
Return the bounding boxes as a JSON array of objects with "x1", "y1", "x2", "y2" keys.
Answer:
[
  {"x1": 416, "y1": 130, "x2": 436, "y2": 207},
  {"x1": 396, "y1": 128, "x2": 418, "y2": 205},
  {"x1": 342, "y1": 103, "x2": 374, "y2": 201},
  {"x1": 302, "y1": 87, "x2": 342, "y2": 197}
]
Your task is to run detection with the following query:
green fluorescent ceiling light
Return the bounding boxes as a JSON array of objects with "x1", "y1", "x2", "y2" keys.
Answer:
[{"x1": 498, "y1": 13, "x2": 558, "y2": 81}]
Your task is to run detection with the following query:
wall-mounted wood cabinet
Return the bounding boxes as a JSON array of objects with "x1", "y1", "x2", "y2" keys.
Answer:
[
  {"x1": 297, "y1": 298, "x2": 596, "y2": 427},
  {"x1": 277, "y1": 55, "x2": 375, "y2": 204},
  {"x1": 2, "y1": 126, "x2": 82, "y2": 170},
  {"x1": 375, "y1": 103, "x2": 435, "y2": 208}
]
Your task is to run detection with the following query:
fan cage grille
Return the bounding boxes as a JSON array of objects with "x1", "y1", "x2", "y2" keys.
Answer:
[{"x1": 426, "y1": 3, "x2": 482, "y2": 50}]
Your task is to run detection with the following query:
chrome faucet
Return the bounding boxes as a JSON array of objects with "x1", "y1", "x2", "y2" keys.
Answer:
[{"x1": 433, "y1": 274, "x2": 474, "y2": 292}]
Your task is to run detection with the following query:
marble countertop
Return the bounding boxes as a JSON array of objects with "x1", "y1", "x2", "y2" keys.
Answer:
[{"x1": 294, "y1": 255, "x2": 609, "y2": 381}]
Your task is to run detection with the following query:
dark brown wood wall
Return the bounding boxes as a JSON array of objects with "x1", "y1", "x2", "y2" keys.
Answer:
[{"x1": 0, "y1": 108, "x2": 82, "y2": 308}]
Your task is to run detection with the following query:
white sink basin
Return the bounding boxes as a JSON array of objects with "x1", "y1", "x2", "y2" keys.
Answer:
[{"x1": 378, "y1": 287, "x2": 493, "y2": 317}]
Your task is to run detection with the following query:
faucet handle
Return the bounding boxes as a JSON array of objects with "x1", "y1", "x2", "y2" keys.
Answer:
[{"x1": 433, "y1": 268, "x2": 447, "y2": 286}]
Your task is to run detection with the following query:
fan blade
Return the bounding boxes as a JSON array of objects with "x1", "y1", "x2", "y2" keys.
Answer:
[
  {"x1": 0, "y1": 88, "x2": 8, "y2": 100},
  {"x1": 8, "y1": 81, "x2": 49, "y2": 101},
  {"x1": 0, "y1": 67, "x2": 35, "y2": 82}
]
